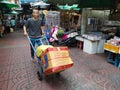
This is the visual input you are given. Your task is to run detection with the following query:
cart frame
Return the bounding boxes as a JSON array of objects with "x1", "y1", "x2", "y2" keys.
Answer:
[{"x1": 27, "y1": 35, "x2": 50, "y2": 80}]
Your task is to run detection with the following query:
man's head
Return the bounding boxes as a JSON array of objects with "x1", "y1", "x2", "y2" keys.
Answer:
[{"x1": 32, "y1": 8, "x2": 39, "y2": 19}]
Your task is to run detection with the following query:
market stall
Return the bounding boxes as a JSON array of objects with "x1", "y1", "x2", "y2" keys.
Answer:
[
  {"x1": 76, "y1": 8, "x2": 120, "y2": 55},
  {"x1": 57, "y1": 4, "x2": 81, "y2": 31},
  {"x1": 104, "y1": 37, "x2": 120, "y2": 67}
]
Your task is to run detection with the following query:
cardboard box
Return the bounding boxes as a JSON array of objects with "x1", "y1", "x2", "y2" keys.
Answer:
[
  {"x1": 41, "y1": 47, "x2": 70, "y2": 60},
  {"x1": 40, "y1": 47, "x2": 74, "y2": 75}
]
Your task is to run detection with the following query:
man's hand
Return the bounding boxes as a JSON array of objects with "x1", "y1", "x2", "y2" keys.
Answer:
[
  {"x1": 41, "y1": 34, "x2": 44, "y2": 37},
  {"x1": 24, "y1": 32, "x2": 28, "y2": 36},
  {"x1": 41, "y1": 32, "x2": 45, "y2": 37},
  {"x1": 23, "y1": 26, "x2": 28, "y2": 36}
]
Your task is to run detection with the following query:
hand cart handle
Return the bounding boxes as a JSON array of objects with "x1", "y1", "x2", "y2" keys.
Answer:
[
  {"x1": 27, "y1": 35, "x2": 36, "y2": 53},
  {"x1": 27, "y1": 35, "x2": 49, "y2": 68},
  {"x1": 40, "y1": 36, "x2": 50, "y2": 45}
]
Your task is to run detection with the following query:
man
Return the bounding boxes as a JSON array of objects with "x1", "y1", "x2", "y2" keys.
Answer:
[
  {"x1": 5, "y1": 18, "x2": 11, "y2": 33},
  {"x1": 0, "y1": 20, "x2": 4, "y2": 37},
  {"x1": 23, "y1": 8, "x2": 44, "y2": 62},
  {"x1": 10, "y1": 17, "x2": 16, "y2": 31}
]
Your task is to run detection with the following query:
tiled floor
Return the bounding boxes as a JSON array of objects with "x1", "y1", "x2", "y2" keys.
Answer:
[{"x1": 0, "y1": 30, "x2": 120, "y2": 90}]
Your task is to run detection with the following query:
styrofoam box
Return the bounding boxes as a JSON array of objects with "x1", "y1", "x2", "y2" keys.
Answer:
[
  {"x1": 75, "y1": 36, "x2": 84, "y2": 41},
  {"x1": 83, "y1": 39, "x2": 98, "y2": 54},
  {"x1": 97, "y1": 39, "x2": 105, "y2": 53}
]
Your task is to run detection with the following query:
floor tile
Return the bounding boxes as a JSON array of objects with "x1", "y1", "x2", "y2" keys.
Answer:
[
  {"x1": 0, "y1": 72, "x2": 9, "y2": 81},
  {"x1": 7, "y1": 78, "x2": 30, "y2": 90},
  {"x1": 0, "y1": 30, "x2": 120, "y2": 90},
  {"x1": 9, "y1": 69, "x2": 27, "y2": 80},
  {"x1": 10, "y1": 63, "x2": 26, "y2": 72},
  {"x1": 0, "y1": 66, "x2": 10, "y2": 73},
  {"x1": 0, "y1": 81, "x2": 7, "y2": 90}
]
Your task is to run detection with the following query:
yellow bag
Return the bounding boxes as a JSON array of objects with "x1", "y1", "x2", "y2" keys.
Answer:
[{"x1": 36, "y1": 45, "x2": 53, "y2": 57}]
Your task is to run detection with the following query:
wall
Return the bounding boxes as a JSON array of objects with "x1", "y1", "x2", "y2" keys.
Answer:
[
  {"x1": 80, "y1": 8, "x2": 110, "y2": 35},
  {"x1": 87, "y1": 9, "x2": 110, "y2": 20}
]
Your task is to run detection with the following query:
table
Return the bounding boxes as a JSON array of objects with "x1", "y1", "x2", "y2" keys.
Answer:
[{"x1": 104, "y1": 43, "x2": 120, "y2": 67}]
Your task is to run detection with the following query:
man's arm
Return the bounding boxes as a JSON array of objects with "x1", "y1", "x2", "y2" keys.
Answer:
[
  {"x1": 23, "y1": 25, "x2": 27, "y2": 35},
  {"x1": 41, "y1": 26, "x2": 45, "y2": 36}
]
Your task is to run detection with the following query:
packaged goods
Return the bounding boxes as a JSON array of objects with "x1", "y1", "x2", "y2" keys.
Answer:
[{"x1": 40, "y1": 47, "x2": 74, "y2": 75}]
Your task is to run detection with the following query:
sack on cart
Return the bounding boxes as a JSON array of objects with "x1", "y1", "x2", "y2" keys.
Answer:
[
  {"x1": 40, "y1": 47, "x2": 74, "y2": 75},
  {"x1": 36, "y1": 45, "x2": 53, "y2": 57}
]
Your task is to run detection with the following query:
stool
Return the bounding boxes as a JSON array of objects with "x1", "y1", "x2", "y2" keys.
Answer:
[
  {"x1": 77, "y1": 41, "x2": 83, "y2": 50},
  {"x1": 107, "y1": 52, "x2": 119, "y2": 67},
  {"x1": 75, "y1": 36, "x2": 84, "y2": 50}
]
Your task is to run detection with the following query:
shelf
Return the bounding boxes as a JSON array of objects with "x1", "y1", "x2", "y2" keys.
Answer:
[{"x1": 103, "y1": 25, "x2": 120, "y2": 27}]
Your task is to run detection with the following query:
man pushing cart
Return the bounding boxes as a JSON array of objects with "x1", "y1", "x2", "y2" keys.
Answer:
[
  {"x1": 24, "y1": 8, "x2": 73, "y2": 80},
  {"x1": 27, "y1": 35, "x2": 73, "y2": 80}
]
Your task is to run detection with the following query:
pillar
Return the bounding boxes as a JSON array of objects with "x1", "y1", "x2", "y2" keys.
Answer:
[{"x1": 81, "y1": 8, "x2": 88, "y2": 35}]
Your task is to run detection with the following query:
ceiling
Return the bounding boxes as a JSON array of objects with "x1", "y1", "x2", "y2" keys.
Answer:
[
  {"x1": 79, "y1": 0, "x2": 114, "y2": 8},
  {"x1": 47, "y1": 0, "x2": 120, "y2": 9}
]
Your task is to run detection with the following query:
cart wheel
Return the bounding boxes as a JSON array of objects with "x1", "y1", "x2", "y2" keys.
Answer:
[
  {"x1": 37, "y1": 71, "x2": 43, "y2": 81},
  {"x1": 56, "y1": 72, "x2": 60, "y2": 78},
  {"x1": 52, "y1": 41, "x2": 58, "y2": 46}
]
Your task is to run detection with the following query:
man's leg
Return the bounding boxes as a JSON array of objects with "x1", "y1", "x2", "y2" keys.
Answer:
[
  {"x1": 30, "y1": 40, "x2": 35, "y2": 59},
  {"x1": 36, "y1": 39, "x2": 41, "y2": 46}
]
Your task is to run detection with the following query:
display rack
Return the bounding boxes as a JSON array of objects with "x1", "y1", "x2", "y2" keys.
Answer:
[
  {"x1": 86, "y1": 17, "x2": 101, "y2": 32},
  {"x1": 59, "y1": 10, "x2": 80, "y2": 31}
]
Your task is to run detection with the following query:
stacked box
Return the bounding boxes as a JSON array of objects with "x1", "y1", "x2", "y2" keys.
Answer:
[
  {"x1": 40, "y1": 47, "x2": 74, "y2": 75},
  {"x1": 83, "y1": 39, "x2": 98, "y2": 54},
  {"x1": 97, "y1": 39, "x2": 105, "y2": 53}
]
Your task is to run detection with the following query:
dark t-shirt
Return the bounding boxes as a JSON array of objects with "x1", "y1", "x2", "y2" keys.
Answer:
[{"x1": 25, "y1": 18, "x2": 42, "y2": 37}]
